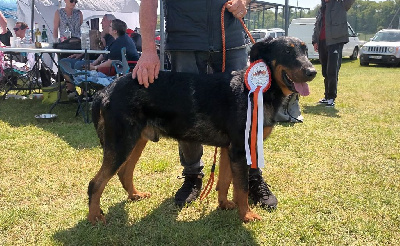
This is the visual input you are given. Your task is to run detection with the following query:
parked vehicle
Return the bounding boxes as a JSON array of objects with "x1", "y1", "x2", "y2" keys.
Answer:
[
  {"x1": 288, "y1": 18, "x2": 364, "y2": 60},
  {"x1": 155, "y1": 29, "x2": 161, "y2": 45},
  {"x1": 250, "y1": 28, "x2": 285, "y2": 42},
  {"x1": 359, "y1": 29, "x2": 400, "y2": 66}
]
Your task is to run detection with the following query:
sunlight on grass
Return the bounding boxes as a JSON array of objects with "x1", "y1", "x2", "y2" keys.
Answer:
[{"x1": 0, "y1": 60, "x2": 399, "y2": 245}]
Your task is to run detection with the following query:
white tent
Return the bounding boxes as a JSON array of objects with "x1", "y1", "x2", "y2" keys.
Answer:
[{"x1": 17, "y1": 0, "x2": 140, "y2": 43}]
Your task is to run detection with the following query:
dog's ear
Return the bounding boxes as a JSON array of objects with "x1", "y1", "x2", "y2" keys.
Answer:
[{"x1": 249, "y1": 39, "x2": 272, "y2": 63}]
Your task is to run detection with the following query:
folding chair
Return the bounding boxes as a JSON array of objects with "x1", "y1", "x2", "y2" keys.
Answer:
[
  {"x1": 1, "y1": 54, "x2": 41, "y2": 100},
  {"x1": 112, "y1": 47, "x2": 138, "y2": 76},
  {"x1": 59, "y1": 59, "x2": 104, "y2": 123}
]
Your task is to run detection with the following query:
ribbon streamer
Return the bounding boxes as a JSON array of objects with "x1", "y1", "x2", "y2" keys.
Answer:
[{"x1": 244, "y1": 60, "x2": 271, "y2": 169}]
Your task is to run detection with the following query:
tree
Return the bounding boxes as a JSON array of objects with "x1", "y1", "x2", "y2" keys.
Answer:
[{"x1": 247, "y1": 0, "x2": 399, "y2": 33}]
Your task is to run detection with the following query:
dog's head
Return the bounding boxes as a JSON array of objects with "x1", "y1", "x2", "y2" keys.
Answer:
[{"x1": 249, "y1": 36, "x2": 316, "y2": 97}]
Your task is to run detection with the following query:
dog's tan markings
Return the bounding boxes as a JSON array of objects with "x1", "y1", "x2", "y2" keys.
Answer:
[
  {"x1": 117, "y1": 137, "x2": 151, "y2": 201},
  {"x1": 88, "y1": 137, "x2": 150, "y2": 225},
  {"x1": 141, "y1": 126, "x2": 159, "y2": 142},
  {"x1": 87, "y1": 152, "x2": 119, "y2": 225},
  {"x1": 263, "y1": 127, "x2": 273, "y2": 140},
  {"x1": 290, "y1": 43, "x2": 295, "y2": 47},
  {"x1": 216, "y1": 147, "x2": 236, "y2": 210},
  {"x1": 96, "y1": 110, "x2": 105, "y2": 146},
  {"x1": 231, "y1": 170, "x2": 261, "y2": 223},
  {"x1": 271, "y1": 60, "x2": 292, "y2": 96}
]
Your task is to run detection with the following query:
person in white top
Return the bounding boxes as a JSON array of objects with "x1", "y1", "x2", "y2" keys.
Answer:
[{"x1": 53, "y1": 0, "x2": 83, "y2": 41}]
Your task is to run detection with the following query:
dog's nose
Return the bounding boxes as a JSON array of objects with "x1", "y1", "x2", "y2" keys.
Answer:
[{"x1": 305, "y1": 68, "x2": 317, "y2": 78}]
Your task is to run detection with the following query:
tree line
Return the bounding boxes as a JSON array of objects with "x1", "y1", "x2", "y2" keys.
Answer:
[{"x1": 249, "y1": 0, "x2": 400, "y2": 34}]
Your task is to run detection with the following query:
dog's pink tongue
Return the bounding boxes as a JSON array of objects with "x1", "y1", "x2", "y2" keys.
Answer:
[{"x1": 294, "y1": 82, "x2": 310, "y2": 96}]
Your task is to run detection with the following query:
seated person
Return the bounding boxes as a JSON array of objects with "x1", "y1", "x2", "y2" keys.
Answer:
[
  {"x1": 100, "y1": 14, "x2": 117, "y2": 49},
  {"x1": 62, "y1": 19, "x2": 139, "y2": 98},
  {"x1": 13, "y1": 22, "x2": 29, "y2": 40},
  {"x1": 89, "y1": 19, "x2": 140, "y2": 71},
  {"x1": 3, "y1": 22, "x2": 35, "y2": 71},
  {"x1": 13, "y1": 22, "x2": 34, "y2": 65},
  {"x1": 67, "y1": 13, "x2": 116, "y2": 61},
  {"x1": 130, "y1": 28, "x2": 142, "y2": 52},
  {"x1": 62, "y1": 14, "x2": 116, "y2": 96}
]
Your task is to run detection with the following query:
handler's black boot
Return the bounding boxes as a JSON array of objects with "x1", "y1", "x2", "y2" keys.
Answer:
[
  {"x1": 248, "y1": 168, "x2": 278, "y2": 209},
  {"x1": 174, "y1": 174, "x2": 203, "y2": 207}
]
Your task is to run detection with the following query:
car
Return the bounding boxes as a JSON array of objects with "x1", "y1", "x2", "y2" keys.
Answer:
[
  {"x1": 288, "y1": 18, "x2": 365, "y2": 60},
  {"x1": 155, "y1": 29, "x2": 161, "y2": 45},
  {"x1": 359, "y1": 29, "x2": 400, "y2": 66},
  {"x1": 246, "y1": 28, "x2": 285, "y2": 54},
  {"x1": 250, "y1": 28, "x2": 285, "y2": 42}
]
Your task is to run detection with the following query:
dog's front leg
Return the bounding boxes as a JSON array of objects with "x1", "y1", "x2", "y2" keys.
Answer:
[
  {"x1": 216, "y1": 147, "x2": 235, "y2": 210},
  {"x1": 230, "y1": 155, "x2": 261, "y2": 223}
]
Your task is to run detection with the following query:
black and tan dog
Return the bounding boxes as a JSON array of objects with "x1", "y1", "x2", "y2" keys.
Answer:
[{"x1": 88, "y1": 36, "x2": 316, "y2": 224}]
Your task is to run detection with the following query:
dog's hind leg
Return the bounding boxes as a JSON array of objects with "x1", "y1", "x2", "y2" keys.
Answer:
[
  {"x1": 87, "y1": 150, "x2": 120, "y2": 225},
  {"x1": 117, "y1": 137, "x2": 151, "y2": 201},
  {"x1": 216, "y1": 147, "x2": 236, "y2": 210},
  {"x1": 88, "y1": 122, "x2": 145, "y2": 225}
]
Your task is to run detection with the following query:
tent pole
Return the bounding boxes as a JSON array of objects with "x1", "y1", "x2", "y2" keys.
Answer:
[
  {"x1": 31, "y1": 0, "x2": 35, "y2": 41},
  {"x1": 284, "y1": 0, "x2": 289, "y2": 36}
]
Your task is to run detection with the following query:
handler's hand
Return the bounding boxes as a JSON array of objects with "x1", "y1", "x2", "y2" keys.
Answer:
[
  {"x1": 68, "y1": 53, "x2": 83, "y2": 59},
  {"x1": 226, "y1": 0, "x2": 247, "y2": 19},
  {"x1": 313, "y1": 43, "x2": 318, "y2": 52},
  {"x1": 132, "y1": 51, "x2": 160, "y2": 88}
]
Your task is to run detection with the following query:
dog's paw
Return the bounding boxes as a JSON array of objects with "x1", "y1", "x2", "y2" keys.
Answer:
[
  {"x1": 241, "y1": 211, "x2": 261, "y2": 223},
  {"x1": 219, "y1": 200, "x2": 236, "y2": 210},
  {"x1": 128, "y1": 192, "x2": 151, "y2": 201},
  {"x1": 87, "y1": 209, "x2": 106, "y2": 225}
]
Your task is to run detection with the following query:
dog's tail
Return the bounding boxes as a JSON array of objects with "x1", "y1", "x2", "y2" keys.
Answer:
[
  {"x1": 92, "y1": 90, "x2": 107, "y2": 147},
  {"x1": 91, "y1": 91, "x2": 102, "y2": 130}
]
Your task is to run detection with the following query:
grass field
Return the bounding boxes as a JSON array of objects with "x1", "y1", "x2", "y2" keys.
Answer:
[{"x1": 0, "y1": 59, "x2": 399, "y2": 245}]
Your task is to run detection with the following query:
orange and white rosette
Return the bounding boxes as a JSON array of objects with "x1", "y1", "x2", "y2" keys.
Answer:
[{"x1": 244, "y1": 60, "x2": 271, "y2": 169}]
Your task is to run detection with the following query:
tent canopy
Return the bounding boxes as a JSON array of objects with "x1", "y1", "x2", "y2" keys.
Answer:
[{"x1": 17, "y1": 0, "x2": 140, "y2": 43}]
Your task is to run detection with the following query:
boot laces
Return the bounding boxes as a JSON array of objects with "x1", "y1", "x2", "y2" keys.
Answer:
[
  {"x1": 177, "y1": 175, "x2": 200, "y2": 192},
  {"x1": 249, "y1": 176, "x2": 273, "y2": 199}
]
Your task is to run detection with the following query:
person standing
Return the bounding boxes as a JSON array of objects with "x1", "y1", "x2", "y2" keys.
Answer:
[
  {"x1": 0, "y1": 11, "x2": 12, "y2": 46},
  {"x1": 0, "y1": 11, "x2": 7, "y2": 35},
  {"x1": 132, "y1": 0, "x2": 278, "y2": 209},
  {"x1": 312, "y1": 0, "x2": 355, "y2": 108},
  {"x1": 53, "y1": 0, "x2": 83, "y2": 41},
  {"x1": 53, "y1": 0, "x2": 83, "y2": 96}
]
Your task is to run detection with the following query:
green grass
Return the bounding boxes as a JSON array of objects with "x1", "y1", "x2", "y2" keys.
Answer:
[{"x1": 1, "y1": 60, "x2": 399, "y2": 245}]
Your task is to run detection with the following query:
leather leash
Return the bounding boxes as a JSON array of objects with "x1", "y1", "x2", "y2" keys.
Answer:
[{"x1": 221, "y1": 1, "x2": 255, "y2": 73}]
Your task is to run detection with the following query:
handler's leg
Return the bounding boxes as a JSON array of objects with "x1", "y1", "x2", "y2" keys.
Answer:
[{"x1": 169, "y1": 51, "x2": 207, "y2": 206}]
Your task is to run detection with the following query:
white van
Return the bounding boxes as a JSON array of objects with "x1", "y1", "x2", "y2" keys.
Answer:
[
  {"x1": 288, "y1": 18, "x2": 364, "y2": 60},
  {"x1": 250, "y1": 28, "x2": 286, "y2": 42}
]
